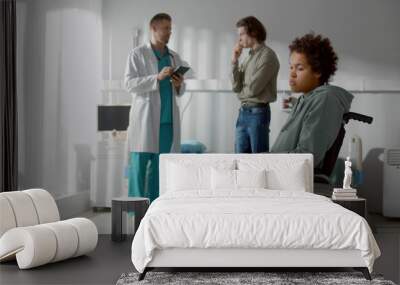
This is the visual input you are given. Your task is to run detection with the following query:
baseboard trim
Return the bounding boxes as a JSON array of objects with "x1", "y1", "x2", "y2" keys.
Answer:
[{"x1": 56, "y1": 190, "x2": 90, "y2": 219}]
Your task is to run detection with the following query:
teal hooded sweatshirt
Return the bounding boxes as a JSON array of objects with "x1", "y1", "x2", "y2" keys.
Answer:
[{"x1": 271, "y1": 85, "x2": 354, "y2": 168}]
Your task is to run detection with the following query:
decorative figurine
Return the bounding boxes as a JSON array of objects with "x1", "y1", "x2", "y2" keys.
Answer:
[{"x1": 343, "y1": 157, "x2": 353, "y2": 189}]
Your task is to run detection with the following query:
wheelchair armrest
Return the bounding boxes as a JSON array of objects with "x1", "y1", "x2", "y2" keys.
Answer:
[
  {"x1": 314, "y1": 174, "x2": 331, "y2": 184},
  {"x1": 343, "y1": 112, "x2": 373, "y2": 124}
]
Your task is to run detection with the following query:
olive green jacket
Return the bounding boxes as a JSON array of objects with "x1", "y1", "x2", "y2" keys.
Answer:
[
  {"x1": 271, "y1": 85, "x2": 354, "y2": 168},
  {"x1": 231, "y1": 43, "x2": 280, "y2": 104}
]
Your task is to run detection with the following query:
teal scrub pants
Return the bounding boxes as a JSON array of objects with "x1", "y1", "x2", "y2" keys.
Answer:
[{"x1": 128, "y1": 123, "x2": 173, "y2": 202}]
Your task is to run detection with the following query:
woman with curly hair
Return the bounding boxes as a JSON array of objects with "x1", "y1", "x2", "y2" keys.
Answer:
[{"x1": 271, "y1": 33, "x2": 354, "y2": 168}]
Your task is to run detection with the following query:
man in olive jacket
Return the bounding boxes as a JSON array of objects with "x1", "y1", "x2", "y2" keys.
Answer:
[
  {"x1": 231, "y1": 16, "x2": 280, "y2": 153},
  {"x1": 271, "y1": 33, "x2": 353, "y2": 168}
]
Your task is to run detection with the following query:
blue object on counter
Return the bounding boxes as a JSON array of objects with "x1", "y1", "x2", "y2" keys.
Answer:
[{"x1": 181, "y1": 140, "x2": 207, "y2": 153}]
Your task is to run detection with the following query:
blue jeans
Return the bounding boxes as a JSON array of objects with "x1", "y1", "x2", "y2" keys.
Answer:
[{"x1": 235, "y1": 105, "x2": 271, "y2": 153}]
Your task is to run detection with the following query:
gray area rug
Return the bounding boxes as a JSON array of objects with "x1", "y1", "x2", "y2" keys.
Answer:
[{"x1": 116, "y1": 271, "x2": 396, "y2": 285}]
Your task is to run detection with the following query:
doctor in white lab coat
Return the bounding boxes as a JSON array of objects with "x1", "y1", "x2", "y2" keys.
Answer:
[{"x1": 124, "y1": 13, "x2": 189, "y2": 201}]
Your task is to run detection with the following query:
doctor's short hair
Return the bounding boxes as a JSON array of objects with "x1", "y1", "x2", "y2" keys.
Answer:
[
  {"x1": 236, "y1": 16, "x2": 267, "y2": 42},
  {"x1": 150, "y1": 13, "x2": 172, "y2": 26},
  {"x1": 289, "y1": 33, "x2": 338, "y2": 85}
]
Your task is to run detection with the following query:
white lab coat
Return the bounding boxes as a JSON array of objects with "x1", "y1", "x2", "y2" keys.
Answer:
[{"x1": 124, "y1": 42, "x2": 188, "y2": 153}]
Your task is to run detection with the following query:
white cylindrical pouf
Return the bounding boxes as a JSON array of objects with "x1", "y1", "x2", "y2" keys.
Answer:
[
  {"x1": 0, "y1": 226, "x2": 57, "y2": 269},
  {"x1": 63, "y1": 218, "x2": 98, "y2": 257},
  {"x1": 24, "y1": 189, "x2": 60, "y2": 223},
  {"x1": 42, "y1": 222, "x2": 79, "y2": 262},
  {"x1": 1, "y1": 192, "x2": 39, "y2": 227},
  {"x1": 0, "y1": 195, "x2": 17, "y2": 237}
]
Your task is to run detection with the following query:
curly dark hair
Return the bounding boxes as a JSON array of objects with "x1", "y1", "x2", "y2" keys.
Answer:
[
  {"x1": 236, "y1": 16, "x2": 267, "y2": 42},
  {"x1": 289, "y1": 33, "x2": 338, "y2": 84}
]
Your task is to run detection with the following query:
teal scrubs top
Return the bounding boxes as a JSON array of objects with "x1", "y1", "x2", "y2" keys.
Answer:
[{"x1": 153, "y1": 48, "x2": 173, "y2": 124}]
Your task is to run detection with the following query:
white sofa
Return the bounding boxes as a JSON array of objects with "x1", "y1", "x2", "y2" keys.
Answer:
[{"x1": 0, "y1": 189, "x2": 98, "y2": 269}]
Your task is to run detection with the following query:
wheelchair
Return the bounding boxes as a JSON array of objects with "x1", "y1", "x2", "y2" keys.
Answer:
[{"x1": 314, "y1": 112, "x2": 373, "y2": 197}]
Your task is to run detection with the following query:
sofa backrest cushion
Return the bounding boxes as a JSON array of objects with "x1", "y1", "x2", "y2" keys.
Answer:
[{"x1": 0, "y1": 189, "x2": 60, "y2": 238}]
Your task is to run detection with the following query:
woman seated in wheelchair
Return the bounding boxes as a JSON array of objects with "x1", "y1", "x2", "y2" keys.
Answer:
[{"x1": 271, "y1": 33, "x2": 353, "y2": 169}]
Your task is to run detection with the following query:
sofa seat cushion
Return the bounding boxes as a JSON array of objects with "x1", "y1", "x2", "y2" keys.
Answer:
[{"x1": 0, "y1": 218, "x2": 98, "y2": 269}]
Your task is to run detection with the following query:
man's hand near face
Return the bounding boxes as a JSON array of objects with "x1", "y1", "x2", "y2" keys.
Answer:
[{"x1": 232, "y1": 41, "x2": 243, "y2": 65}]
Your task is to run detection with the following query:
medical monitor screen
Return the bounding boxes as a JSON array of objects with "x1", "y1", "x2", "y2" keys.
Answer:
[{"x1": 97, "y1": 105, "x2": 130, "y2": 131}]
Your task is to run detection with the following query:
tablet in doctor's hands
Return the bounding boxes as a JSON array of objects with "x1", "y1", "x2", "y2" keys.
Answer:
[{"x1": 172, "y1": 66, "x2": 190, "y2": 77}]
